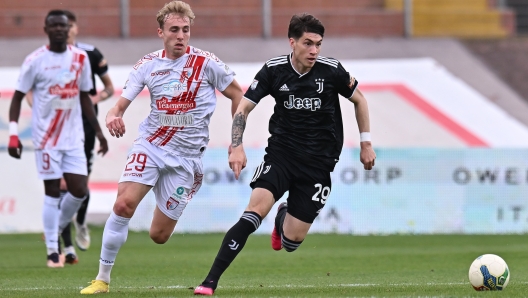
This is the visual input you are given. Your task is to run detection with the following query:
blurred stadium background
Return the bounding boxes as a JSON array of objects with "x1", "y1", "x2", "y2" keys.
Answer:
[{"x1": 2, "y1": 0, "x2": 528, "y2": 235}]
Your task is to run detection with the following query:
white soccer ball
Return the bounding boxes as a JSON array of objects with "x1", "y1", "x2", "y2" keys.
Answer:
[{"x1": 468, "y1": 254, "x2": 510, "y2": 291}]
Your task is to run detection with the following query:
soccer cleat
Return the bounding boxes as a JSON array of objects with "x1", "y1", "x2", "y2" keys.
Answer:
[
  {"x1": 74, "y1": 221, "x2": 91, "y2": 251},
  {"x1": 271, "y1": 202, "x2": 287, "y2": 251},
  {"x1": 194, "y1": 280, "x2": 216, "y2": 296},
  {"x1": 65, "y1": 253, "x2": 78, "y2": 264},
  {"x1": 194, "y1": 285, "x2": 214, "y2": 296},
  {"x1": 63, "y1": 246, "x2": 78, "y2": 264},
  {"x1": 80, "y1": 280, "x2": 109, "y2": 294},
  {"x1": 271, "y1": 226, "x2": 282, "y2": 251},
  {"x1": 47, "y1": 253, "x2": 64, "y2": 268}
]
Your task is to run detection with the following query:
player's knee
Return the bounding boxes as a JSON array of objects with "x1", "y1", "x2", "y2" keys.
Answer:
[
  {"x1": 68, "y1": 185, "x2": 88, "y2": 198},
  {"x1": 44, "y1": 180, "x2": 61, "y2": 197},
  {"x1": 112, "y1": 199, "x2": 136, "y2": 218},
  {"x1": 149, "y1": 230, "x2": 171, "y2": 244}
]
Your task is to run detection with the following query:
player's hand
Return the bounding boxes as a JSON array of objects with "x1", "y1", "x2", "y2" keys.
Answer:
[
  {"x1": 229, "y1": 144, "x2": 247, "y2": 180},
  {"x1": 96, "y1": 131, "x2": 109, "y2": 156},
  {"x1": 359, "y1": 141, "x2": 376, "y2": 170},
  {"x1": 106, "y1": 115, "x2": 126, "y2": 138},
  {"x1": 7, "y1": 135, "x2": 23, "y2": 159}
]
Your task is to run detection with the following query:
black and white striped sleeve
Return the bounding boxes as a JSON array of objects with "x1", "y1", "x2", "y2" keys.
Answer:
[
  {"x1": 336, "y1": 62, "x2": 356, "y2": 99},
  {"x1": 243, "y1": 63, "x2": 271, "y2": 105}
]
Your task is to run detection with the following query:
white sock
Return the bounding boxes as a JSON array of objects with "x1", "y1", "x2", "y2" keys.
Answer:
[
  {"x1": 64, "y1": 245, "x2": 76, "y2": 255},
  {"x1": 96, "y1": 212, "x2": 130, "y2": 283},
  {"x1": 43, "y1": 195, "x2": 60, "y2": 255},
  {"x1": 58, "y1": 192, "x2": 86, "y2": 232}
]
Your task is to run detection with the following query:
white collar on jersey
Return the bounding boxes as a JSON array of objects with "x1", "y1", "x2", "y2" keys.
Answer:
[{"x1": 289, "y1": 52, "x2": 312, "y2": 78}]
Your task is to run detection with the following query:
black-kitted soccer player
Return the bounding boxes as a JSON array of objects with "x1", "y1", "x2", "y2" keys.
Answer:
[{"x1": 194, "y1": 13, "x2": 376, "y2": 296}]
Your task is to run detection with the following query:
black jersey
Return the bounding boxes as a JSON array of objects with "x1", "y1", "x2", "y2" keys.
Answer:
[
  {"x1": 244, "y1": 53, "x2": 356, "y2": 172},
  {"x1": 75, "y1": 42, "x2": 108, "y2": 96},
  {"x1": 75, "y1": 42, "x2": 109, "y2": 125}
]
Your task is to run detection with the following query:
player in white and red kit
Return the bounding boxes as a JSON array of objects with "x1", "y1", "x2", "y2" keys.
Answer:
[
  {"x1": 80, "y1": 1, "x2": 243, "y2": 294},
  {"x1": 7, "y1": 10, "x2": 108, "y2": 268}
]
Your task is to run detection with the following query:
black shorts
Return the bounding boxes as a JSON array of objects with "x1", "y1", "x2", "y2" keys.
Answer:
[{"x1": 249, "y1": 148, "x2": 332, "y2": 224}]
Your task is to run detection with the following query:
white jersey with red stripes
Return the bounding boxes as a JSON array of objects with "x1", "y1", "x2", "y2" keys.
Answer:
[
  {"x1": 16, "y1": 45, "x2": 93, "y2": 150},
  {"x1": 122, "y1": 46, "x2": 235, "y2": 155}
]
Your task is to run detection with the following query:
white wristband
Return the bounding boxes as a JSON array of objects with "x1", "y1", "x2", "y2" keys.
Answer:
[
  {"x1": 360, "y1": 132, "x2": 371, "y2": 142},
  {"x1": 9, "y1": 121, "x2": 18, "y2": 136}
]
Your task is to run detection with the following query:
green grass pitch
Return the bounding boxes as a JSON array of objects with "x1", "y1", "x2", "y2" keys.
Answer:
[{"x1": 1, "y1": 228, "x2": 528, "y2": 297}]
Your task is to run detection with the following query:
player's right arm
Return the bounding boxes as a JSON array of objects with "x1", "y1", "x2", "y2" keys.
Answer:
[
  {"x1": 229, "y1": 61, "x2": 272, "y2": 179},
  {"x1": 110, "y1": 60, "x2": 146, "y2": 138},
  {"x1": 7, "y1": 91, "x2": 26, "y2": 158},
  {"x1": 106, "y1": 96, "x2": 132, "y2": 138},
  {"x1": 9, "y1": 54, "x2": 35, "y2": 159},
  {"x1": 229, "y1": 98, "x2": 257, "y2": 179}
]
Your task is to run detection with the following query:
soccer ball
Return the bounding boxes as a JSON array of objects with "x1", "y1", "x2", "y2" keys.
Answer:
[{"x1": 468, "y1": 254, "x2": 510, "y2": 291}]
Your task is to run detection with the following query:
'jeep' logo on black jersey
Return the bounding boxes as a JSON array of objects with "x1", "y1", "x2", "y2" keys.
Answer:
[{"x1": 284, "y1": 95, "x2": 321, "y2": 111}]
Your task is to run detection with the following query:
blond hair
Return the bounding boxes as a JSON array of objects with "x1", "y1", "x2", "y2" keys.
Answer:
[{"x1": 156, "y1": 1, "x2": 195, "y2": 28}]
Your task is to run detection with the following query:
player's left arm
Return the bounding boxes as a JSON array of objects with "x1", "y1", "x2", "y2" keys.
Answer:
[
  {"x1": 91, "y1": 49, "x2": 114, "y2": 104},
  {"x1": 79, "y1": 50, "x2": 108, "y2": 155},
  {"x1": 348, "y1": 85, "x2": 376, "y2": 170},
  {"x1": 80, "y1": 91, "x2": 108, "y2": 155},
  {"x1": 92, "y1": 73, "x2": 114, "y2": 104}
]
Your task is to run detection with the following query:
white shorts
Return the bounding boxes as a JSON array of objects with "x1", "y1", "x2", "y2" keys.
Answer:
[
  {"x1": 34, "y1": 147, "x2": 88, "y2": 180},
  {"x1": 119, "y1": 138, "x2": 204, "y2": 221}
]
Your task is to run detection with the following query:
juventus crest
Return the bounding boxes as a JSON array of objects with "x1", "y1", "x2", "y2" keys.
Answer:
[{"x1": 315, "y1": 78, "x2": 324, "y2": 93}]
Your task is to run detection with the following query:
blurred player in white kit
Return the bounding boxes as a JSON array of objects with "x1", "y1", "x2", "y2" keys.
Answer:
[
  {"x1": 80, "y1": 0, "x2": 243, "y2": 294},
  {"x1": 7, "y1": 9, "x2": 108, "y2": 268}
]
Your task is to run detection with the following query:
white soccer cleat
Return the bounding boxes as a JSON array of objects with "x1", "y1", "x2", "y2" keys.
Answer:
[{"x1": 74, "y1": 221, "x2": 91, "y2": 251}]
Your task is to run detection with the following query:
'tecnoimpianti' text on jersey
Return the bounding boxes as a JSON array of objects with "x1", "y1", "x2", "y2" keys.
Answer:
[{"x1": 122, "y1": 46, "x2": 235, "y2": 156}]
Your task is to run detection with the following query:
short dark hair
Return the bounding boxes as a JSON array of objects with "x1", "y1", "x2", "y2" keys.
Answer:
[
  {"x1": 45, "y1": 10, "x2": 67, "y2": 24},
  {"x1": 288, "y1": 13, "x2": 325, "y2": 40},
  {"x1": 63, "y1": 10, "x2": 77, "y2": 22}
]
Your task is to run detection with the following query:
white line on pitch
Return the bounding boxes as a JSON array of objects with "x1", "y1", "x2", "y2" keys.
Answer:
[{"x1": 1, "y1": 282, "x2": 477, "y2": 291}]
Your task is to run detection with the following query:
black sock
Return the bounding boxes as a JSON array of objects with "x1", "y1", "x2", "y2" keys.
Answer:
[
  {"x1": 61, "y1": 222, "x2": 73, "y2": 248},
  {"x1": 76, "y1": 192, "x2": 90, "y2": 225},
  {"x1": 282, "y1": 234, "x2": 303, "y2": 252},
  {"x1": 203, "y1": 211, "x2": 262, "y2": 289},
  {"x1": 275, "y1": 205, "x2": 302, "y2": 252}
]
